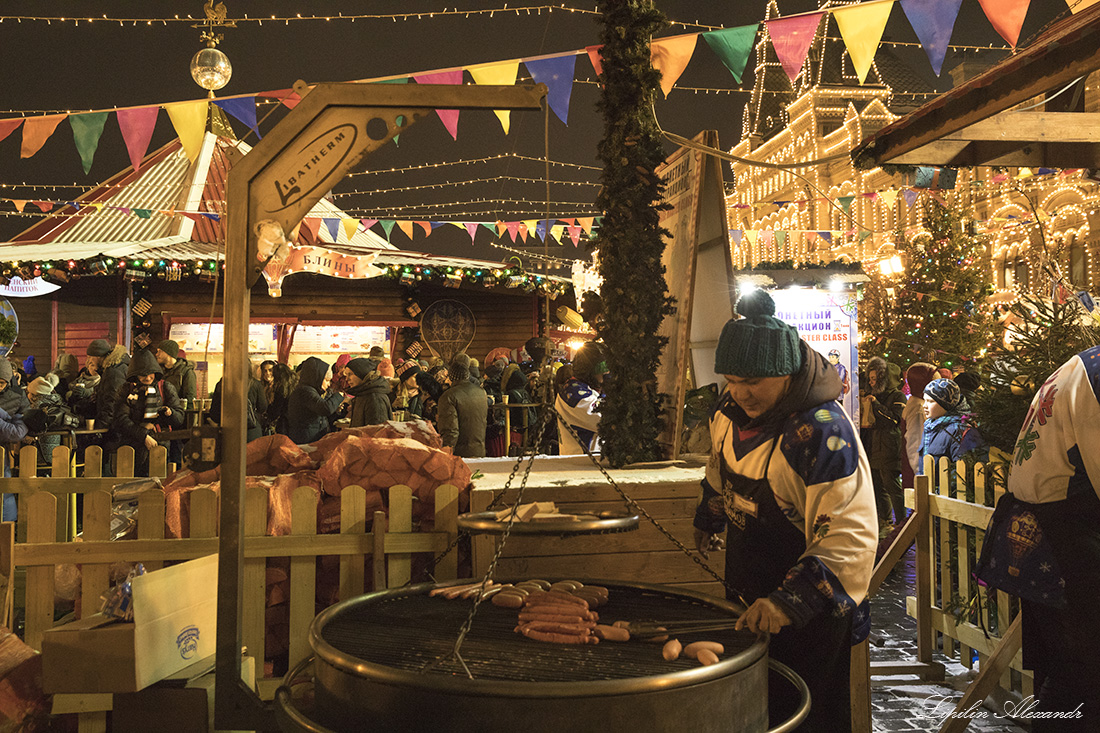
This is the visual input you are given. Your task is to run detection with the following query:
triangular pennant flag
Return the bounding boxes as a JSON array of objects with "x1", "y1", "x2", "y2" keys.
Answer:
[
  {"x1": 775, "y1": 231, "x2": 787, "y2": 249},
  {"x1": 702, "y1": 25, "x2": 759, "y2": 84},
  {"x1": 899, "y1": 0, "x2": 965, "y2": 76},
  {"x1": 21, "y1": 114, "x2": 66, "y2": 159},
  {"x1": 0, "y1": 118, "x2": 23, "y2": 145},
  {"x1": 165, "y1": 100, "x2": 208, "y2": 162},
  {"x1": 213, "y1": 96, "x2": 261, "y2": 139},
  {"x1": 117, "y1": 107, "x2": 160, "y2": 172},
  {"x1": 506, "y1": 221, "x2": 520, "y2": 242},
  {"x1": 134, "y1": 208, "x2": 152, "y2": 219},
  {"x1": 468, "y1": 61, "x2": 520, "y2": 133},
  {"x1": 33, "y1": 201, "x2": 54, "y2": 213},
  {"x1": 819, "y1": 231, "x2": 833, "y2": 243},
  {"x1": 323, "y1": 218, "x2": 341, "y2": 242},
  {"x1": 744, "y1": 230, "x2": 759, "y2": 245},
  {"x1": 551, "y1": 225, "x2": 566, "y2": 243},
  {"x1": 765, "y1": 13, "x2": 825, "y2": 82},
  {"x1": 398, "y1": 221, "x2": 415, "y2": 240},
  {"x1": 417, "y1": 221, "x2": 432, "y2": 237},
  {"x1": 838, "y1": 195, "x2": 855, "y2": 214},
  {"x1": 465, "y1": 222, "x2": 479, "y2": 244},
  {"x1": 10, "y1": 200, "x2": 27, "y2": 213},
  {"x1": 380, "y1": 220, "x2": 396, "y2": 240},
  {"x1": 302, "y1": 218, "x2": 322, "y2": 242},
  {"x1": 70, "y1": 111, "x2": 109, "y2": 175},
  {"x1": 521, "y1": 220, "x2": 538, "y2": 241},
  {"x1": 341, "y1": 218, "x2": 359, "y2": 242},
  {"x1": 568, "y1": 224, "x2": 582, "y2": 246},
  {"x1": 879, "y1": 188, "x2": 899, "y2": 208},
  {"x1": 360, "y1": 218, "x2": 378, "y2": 231},
  {"x1": 577, "y1": 217, "x2": 595, "y2": 233},
  {"x1": 525, "y1": 54, "x2": 577, "y2": 124},
  {"x1": 833, "y1": 0, "x2": 895, "y2": 84},
  {"x1": 730, "y1": 230, "x2": 743, "y2": 245},
  {"x1": 259, "y1": 89, "x2": 302, "y2": 109},
  {"x1": 859, "y1": 229, "x2": 873, "y2": 242},
  {"x1": 650, "y1": 35, "x2": 698, "y2": 98},
  {"x1": 495, "y1": 221, "x2": 507, "y2": 237},
  {"x1": 535, "y1": 220, "x2": 548, "y2": 241},
  {"x1": 902, "y1": 188, "x2": 919, "y2": 206},
  {"x1": 413, "y1": 70, "x2": 464, "y2": 140},
  {"x1": 517, "y1": 221, "x2": 531, "y2": 242},
  {"x1": 976, "y1": 0, "x2": 1031, "y2": 46},
  {"x1": 586, "y1": 45, "x2": 604, "y2": 78}
]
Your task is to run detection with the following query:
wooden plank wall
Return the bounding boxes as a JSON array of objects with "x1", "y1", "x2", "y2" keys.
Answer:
[
  {"x1": 6, "y1": 277, "x2": 122, "y2": 372},
  {"x1": 6, "y1": 297, "x2": 52, "y2": 374}
]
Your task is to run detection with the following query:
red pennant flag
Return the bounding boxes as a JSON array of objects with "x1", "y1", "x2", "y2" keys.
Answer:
[
  {"x1": 586, "y1": 45, "x2": 604, "y2": 77},
  {"x1": 765, "y1": 13, "x2": 825, "y2": 82},
  {"x1": 413, "y1": 71, "x2": 463, "y2": 140},
  {"x1": 116, "y1": 107, "x2": 160, "y2": 172},
  {"x1": 416, "y1": 221, "x2": 432, "y2": 237},
  {"x1": 301, "y1": 218, "x2": 322, "y2": 242},
  {"x1": 0, "y1": 118, "x2": 23, "y2": 145},
  {"x1": 976, "y1": 0, "x2": 1031, "y2": 47},
  {"x1": 33, "y1": 201, "x2": 54, "y2": 212},
  {"x1": 21, "y1": 114, "x2": 66, "y2": 158},
  {"x1": 465, "y1": 222, "x2": 479, "y2": 244},
  {"x1": 506, "y1": 222, "x2": 520, "y2": 242}
]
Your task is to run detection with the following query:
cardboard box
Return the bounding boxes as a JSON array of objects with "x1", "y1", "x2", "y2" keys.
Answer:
[{"x1": 42, "y1": 554, "x2": 218, "y2": 693}]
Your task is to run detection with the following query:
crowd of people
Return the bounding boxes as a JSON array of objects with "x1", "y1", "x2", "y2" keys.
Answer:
[{"x1": 0, "y1": 335, "x2": 616, "y2": 521}]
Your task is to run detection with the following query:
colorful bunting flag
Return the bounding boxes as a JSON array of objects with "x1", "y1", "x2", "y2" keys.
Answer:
[
  {"x1": 701, "y1": 25, "x2": 759, "y2": 84},
  {"x1": 323, "y1": 218, "x2": 341, "y2": 242},
  {"x1": 650, "y1": 35, "x2": 698, "y2": 98},
  {"x1": 117, "y1": 107, "x2": 160, "y2": 173},
  {"x1": 879, "y1": 189, "x2": 899, "y2": 209},
  {"x1": 976, "y1": 0, "x2": 1031, "y2": 46},
  {"x1": 413, "y1": 70, "x2": 463, "y2": 140},
  {"x1": 468, "y1": 61, "x2": 521, "y2": 133},
  {"x1": 899, "y1": 0, "x2": 965, "y2": 76},
  {"x1": 21, "y1": 114, "x2": 66, "y2": 159},
  {"x1": 525, "y1": 54, "x2": 577, "y2": 124},
  {"x1": 417, "y1": 221, "x2": 432, "y2": 237},
  {"x1": 70, "y1": 112, "x2": 108, "y2": 175},
  {"x1": 902, "y1": 188, "x2": 919, "y2": 206},
  {"x1": 360, "y1": 218, "x2": 378, "y2": 232},
  {"x1": 585, "y1": 45, "x2": 604, "y2": 78},
  {"x1": 0, "y1": 119, "x2": 23, "y2": 145},
  {"x1": 832, "y1": 0, "x2": 895, "y2": 84},
  {"x1": 380, "y1": 220, "x2": 396, "y2": 240},
  {"x1": 166, "y1": 101, "x2": 208, "y2": 163},
  {"x1": 213, "y1": 97, "x2": 261, "y2": 139},
  {"x1": 341, "y1": 218, "x2": 358, "y2": 242},
  {"x1": 465, "y1": 222, "x2": 479, "y2": 244},
  {"x1": 765, "y1": 13, "x2": 825, "y2": 82},
  {"x1": 838, "y1": 195, "x2": 855, "y2": 214}
]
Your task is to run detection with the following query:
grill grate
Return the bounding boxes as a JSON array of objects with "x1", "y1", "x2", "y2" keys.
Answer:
[{"x1": 319, "y1": 583, "x2": 758, "y2": 683}]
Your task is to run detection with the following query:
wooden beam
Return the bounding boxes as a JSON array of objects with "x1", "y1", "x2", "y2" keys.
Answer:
[
  {"x1": 940, "y1": 112, "x2": 1100, "y2": 144},
  {"x1": 938, "y1": 615, "x2": 1023, "y2": 733}
]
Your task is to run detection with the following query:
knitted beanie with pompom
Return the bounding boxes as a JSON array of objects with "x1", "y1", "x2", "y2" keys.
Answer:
[{"x1": 713, "y1": 289, "x2": 802, "y2": 378}]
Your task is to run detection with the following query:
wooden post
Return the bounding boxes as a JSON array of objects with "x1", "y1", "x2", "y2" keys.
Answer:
[
  {"x1": 288, "y1": 486, "x2": 317, "y2": 670},
  {"x1": 938, "y1": 615, "x2": 1023, "y2": 733},
  {"x1": 387, "y1": 486, "x2": 413, "y2": 587},
  {"x1": 915, "y1": 474, "x2": 934, "y2": 664},
  {"x1": 502, "y1": 394, "x2": 511, "y2": 454},
  {"x1": 0, "y1": 521, "x2": 12, "y2": 629},
  {"x1": 339, "y1": 485, "x2": 367, "y2": 600},
  {"x1": 850, "y1": 639, "x2": 872, "y2": 733}
]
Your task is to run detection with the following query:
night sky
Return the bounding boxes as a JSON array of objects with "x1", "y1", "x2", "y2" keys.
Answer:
[{"x1": 0, "y1": 0, "x2": 1071, "y2": 272}]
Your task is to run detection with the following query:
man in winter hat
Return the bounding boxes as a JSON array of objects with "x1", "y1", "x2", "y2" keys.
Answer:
[
  {"x1": 693, "y1": 288, "x2": 876, "y2": 732},
  {"x1": 341, "y1": 357, "x2": 392, "y2": 427},
  {"x1": 154, "y1": 339, "x2": 197, "y2": 403}
]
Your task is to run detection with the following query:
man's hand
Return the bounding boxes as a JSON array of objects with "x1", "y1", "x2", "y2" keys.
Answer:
[
  {"x1": 693, "y1": 529, "x2": 725, "y2": 559},
  {"x1": 144, "y1": 434, "x2": 158, "y2": 451},
  {"x1": 735, "y1": 597, "x2": 792, "y2": 634}
]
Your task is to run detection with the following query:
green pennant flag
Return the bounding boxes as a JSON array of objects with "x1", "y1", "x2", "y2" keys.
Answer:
[
  {"x1": 701, "y1": 24, "x2": 759, "y2": 84},
  {"x1": 775, "y1": 231, "x2": 786, "y2": 249},
  {"x1": 380, "y1": 219, "x2": 396, "y2": 240},
  {"x1": 858, "y1": 229, "x2": 872, "y2": 242},
  {"x1": 70, "y1": 112, "x2": 108, "y2": 175},
  {"x1": 838, "y1": 195, "x2": 855, "y2": 214},
  {"x1": 133, "y1": 208, "x2": 152, "y2": 219}
]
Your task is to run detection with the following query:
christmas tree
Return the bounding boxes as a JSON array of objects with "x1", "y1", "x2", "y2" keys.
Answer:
[
  {"x1": 972, "y1": 296, "x2": 1100, "y2": 453},
  {"x1": 868, "y1": 198, "x2": 996, "y2": 370},
  {"x1": 592, "y1": 0, "x2": 675, "y2": 467}
]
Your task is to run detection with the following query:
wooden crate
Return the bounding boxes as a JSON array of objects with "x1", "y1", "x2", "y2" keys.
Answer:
[{"x1": 467, "y1": 455, "x2": 725, "y2": 596}]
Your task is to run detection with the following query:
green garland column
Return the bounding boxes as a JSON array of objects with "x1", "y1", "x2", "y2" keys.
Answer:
[{"x1": 594, "y1": 0, "x2": 675, "y2": 467}]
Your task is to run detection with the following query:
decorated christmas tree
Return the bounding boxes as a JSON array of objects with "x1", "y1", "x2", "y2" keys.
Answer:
[
  {"x1": 592, "y1": 0, "x2": 675, "y2": 467},
  {"x1": 870, "y1": 198, "x2": 995, "y2": 370},
  {"x1": 972, "y1": 296, "x2": 1100, "y2": 453}
]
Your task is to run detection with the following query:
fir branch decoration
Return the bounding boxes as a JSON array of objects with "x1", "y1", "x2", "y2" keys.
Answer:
[
  {"x1": 593, "y1": 0, "x2": 674, "y2": 467},
  {"x1": 0, "y1": 317, "x2": 16, "y2": 346}
]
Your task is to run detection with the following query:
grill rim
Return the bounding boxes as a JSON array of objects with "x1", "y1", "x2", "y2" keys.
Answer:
[{"x1": 309, "y1": 578, "x2": 768, "y2": 699}]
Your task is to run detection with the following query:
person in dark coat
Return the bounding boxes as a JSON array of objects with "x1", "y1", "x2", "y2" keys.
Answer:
[
  {"x1": 266, "y1": 362, "x2": 297, "y2": 436},
  {"x1": 109, "y1": 349, "x2": 183, "y2": 476},
  {"x1": 95, "y1": 343, "x2": 131, "y2": 435},
  {"x1": 865, "y1": 355, "x2": 906, "y2": 530},
  {"x1": 286, "y1": 356, "x2": 344, "y2": 444},
  {"x1": 0, "y1": 358, "x2": 28, "y2": 521},
  {"x1": 437, "y1": 353, "x2": 488, "y2": 458},
  {"x1": 391, "y1": 360, "x2": 425, "y2": 419},
  {"x1": 501, "y1": 362, "x2": 538, "y2": 447},
  {"x1": 0, "y1": 357, "x2": 29, "y2": 418},
  {"x1": 209, "y1": 374, "x2": 270, "y2": 443},
  {"x1": 342, "y1": 357, "x2": 392, "y2": 427},
  {"x1": 155, "y1": 339, "x2": 197, "y2": 403}
]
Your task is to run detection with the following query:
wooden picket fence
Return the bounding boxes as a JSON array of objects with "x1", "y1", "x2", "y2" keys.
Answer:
[
  {"x1": 0, "y1": 443, "x2": 461, "y2": 679},
  {"x1": 907, "y1": 455, "x2": 1031, "y2": 699}
]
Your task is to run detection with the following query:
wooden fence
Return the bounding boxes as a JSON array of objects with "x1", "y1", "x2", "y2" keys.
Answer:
[
  {"x1": 907, "y1": 456, "x2": 1031, "y2": 700},
  {"x1": 1, "y1": 443, "x2": 461, "y2": 679}
]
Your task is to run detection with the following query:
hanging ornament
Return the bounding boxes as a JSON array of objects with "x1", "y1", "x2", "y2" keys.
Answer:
[
  {"x1": 941, "y1": 279, "x2": 956, "y2": 291},
  {"x1": 963, "y1": 300, "x2": 974, "y2": 314}
]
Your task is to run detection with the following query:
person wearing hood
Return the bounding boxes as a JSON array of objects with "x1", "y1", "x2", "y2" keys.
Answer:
[
  {"x1": 692, "y1": 289, "x2": 876, "y2": 732},
  {"x1": 437, "y1": 353, "x2": 488, "y2": 458},
  {"x1": 95, "y1": 342, "x2": 131, "y2": 433},
  {"x1": 109, "y1": 348, "x2": 183, "y2": 476},
  {"x1": 342, "y1": 357, "x2": 392, "y2": 427},
  {"x1": 0, "y1": 358, "x2": 28, "y2": 521},
  {"x1": 24, "y1": 374, "x2": 66, "y2": 467},
  {"x1": 919, "y1": 379, "x2": 988, "y2": 481},
  {"x1": 555, "y1": 342, "x2": 607, "y2": 456},
  {"x1": 900, "y1": 362, "x2": 937, "y2": 489},
  {"x1": 865, "y1": 355, "x2": 906, "y2": 531},
  {"x1": 286, "y1": 356, "x2": 344, "y2": 444},
  {"x1": 51, "y1": 352, "x2": 80, "y2": 398},
  {"x1": 501, "y1": 362, "x2": 537, "y2": 448}
]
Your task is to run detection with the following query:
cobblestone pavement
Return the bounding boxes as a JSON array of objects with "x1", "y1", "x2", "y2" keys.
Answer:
[{"x1": 869, "y1": 546, "x2": 1029, "y2": 732}]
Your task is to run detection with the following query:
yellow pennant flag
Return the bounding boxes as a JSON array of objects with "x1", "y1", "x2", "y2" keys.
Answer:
[
  {"x1": 468, "y1": 61, "x2": 520, "y2": 134},
  {"x1": 650, "y1": 35, "x2": 698, "y2": 98},
  {"x1": 832, "y1": 0, "x2": 894, "y2": 84},
  {"x1": 398, "y1": 220, "x2": 415, "y2": 240},
  {"x1": 577, "y1": 217, "x2": 595, "y2": 233},
  {"x1": 743, "y1": 230, "x2": 759, "y2": 245},
  {"x1": 341, "y1": 218, "x2": 358, "y2": 242},
  {"x1": 878, "y1": 188, "x2": 899, "y2": 209},
  {"x1": 166, "y1": 100, "x2": 209, "y2": 162},
  {"x1": 551, "y1": 225, "x2": 566, "y2": 242}
]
